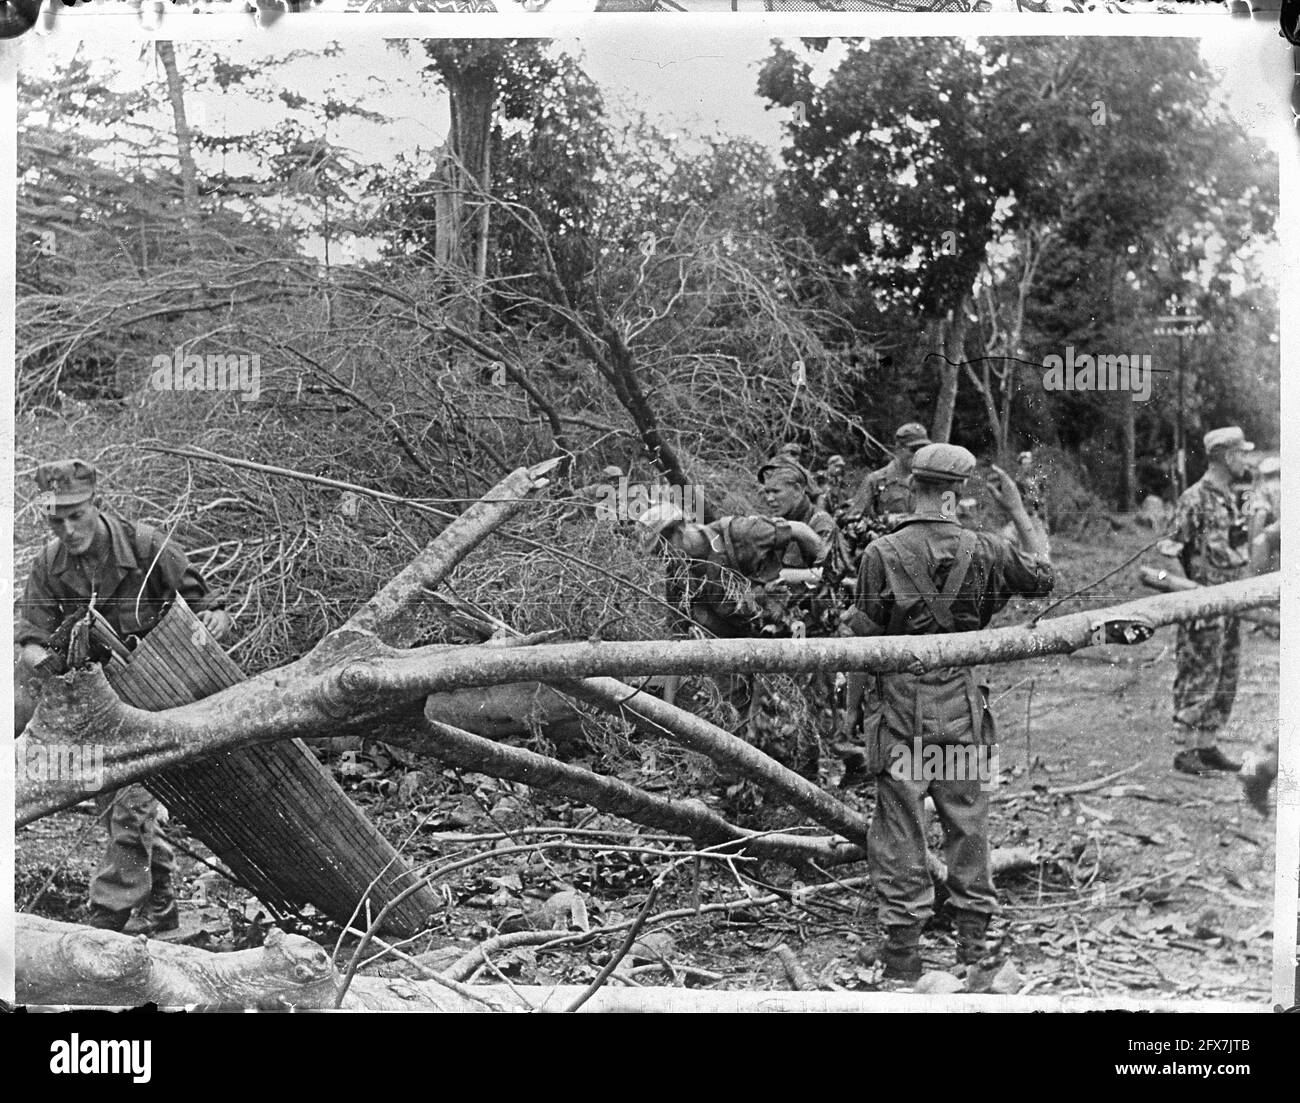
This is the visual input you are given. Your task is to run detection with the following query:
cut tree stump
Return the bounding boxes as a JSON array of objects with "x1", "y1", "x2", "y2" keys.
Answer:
[{"x1": 103, "y1": 599, "x2": 440, "y2": 936}]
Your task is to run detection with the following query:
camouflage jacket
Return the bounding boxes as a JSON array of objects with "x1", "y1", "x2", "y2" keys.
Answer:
[
  {"x1": 1173, "y1": 476, "x2": 1249, "y2": 585},
  {"x1": 847, "y1": 458, "x2": 911, "y2": 526},
  {"x1": 16, "y1": 512, "x2": 219, "y2": 647}
]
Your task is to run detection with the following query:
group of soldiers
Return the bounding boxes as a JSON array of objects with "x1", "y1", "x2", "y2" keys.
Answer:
[
  {"x1": 13, "y1": 424, "x2": 1279, "y2": 982},
  {"x1": 634, "y1": 420, "x2": 1279, "y2": 980},
  {"x1": 637, "y1": 423, "x2": 1053, "y2": 979}
]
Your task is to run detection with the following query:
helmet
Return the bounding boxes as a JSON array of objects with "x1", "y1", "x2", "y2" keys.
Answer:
[{"x1": 637, "y1": 502, "x2": 687, "y2": 537}]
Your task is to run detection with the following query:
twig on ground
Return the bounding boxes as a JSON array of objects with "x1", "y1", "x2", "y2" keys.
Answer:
[{"x1": 564, "y1": 880, "x2": 663, "y2": 1014}]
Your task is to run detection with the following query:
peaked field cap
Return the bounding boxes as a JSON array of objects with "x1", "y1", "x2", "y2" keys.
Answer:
[
  {"x1": 1204, "y1": 426, "x2": 1254, "y2": 453},
  {"x1": 895, "y1": 422, "x2": 932, "y2": 449},
  {"x1": 757, "y1": 456, "x2": 813, "y2": 488},
  {"x1": 35, "y1": 458, "x2": 97, "y2": 507},
  {"x1": 911, "y1": 443, "x2": 976, "y2": 483},
  {"x1": 1256, "y1": 455, "x2": 1280, "y2": 477},
  {"x1": 638, "y1": 502, "x2": 686, "y2": 536}
]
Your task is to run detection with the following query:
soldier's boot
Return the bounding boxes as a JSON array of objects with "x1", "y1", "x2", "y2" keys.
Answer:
[
  {"x1": 1174, "y1": 746, "x2": 1240, "y2": 775},
  {"x1": 954, "y1": 910, "x2": 991, "y2": 966},
  {"x1": 85, "y1": 905, "x2": 131, "y2": 933},
  {"x1": 124, "y1": 879, "x2": 179, "y2": 935},
  {"x1": 858, "y1": 922, "x2": 924, "y2": 982}
]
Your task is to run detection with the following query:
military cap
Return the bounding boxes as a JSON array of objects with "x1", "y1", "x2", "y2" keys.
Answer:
[
  {"x1": 1203, "y1": 426, "x2": 1254, "y2": 454},
  {"x1": 1256, "y1": 455, "x2": 1280, "y2": 478},
  {"x1": 637, "y1": 502, "x2": 686, "y2": 537},
  {"x1": 35, "y1": 458, "x2": 97, "y2": 509},
  {"x1": 895, "y1": 422, "x2": 932, "y2": 450},
  {"x1": 911, "y1": 443, "x2": 977, "y2": 483},
  {"x1": 757, "y1": 456, "x2": 813, "y2": 489}
]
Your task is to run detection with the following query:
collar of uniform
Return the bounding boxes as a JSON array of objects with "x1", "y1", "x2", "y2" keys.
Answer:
[
  {"x1": 1191, "y1": 474, "x2": 1235, "y2": 506},
  {"x1": 784, "y1": 495, "x2": 814, "y2": 525},
  {"x1": 890, "y1": 512, "x2": 959, "y2": 531},
  {"x1": 50, "y1": 512, "x2": 139, "y2": 577}
]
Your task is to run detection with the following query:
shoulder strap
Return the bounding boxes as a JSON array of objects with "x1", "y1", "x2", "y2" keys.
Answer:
[
  {"x1": 881, "y1": 527, "x2": 976, "y2": 633},
  {"x1": 941, "y1": 529, "x2": 978, "y2": 603}
]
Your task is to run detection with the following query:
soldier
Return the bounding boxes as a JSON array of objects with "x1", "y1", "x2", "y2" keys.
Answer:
[
  {"x1": 841, "y1": 444, "x2": 1053, "y2": 981},
  {"x1": 1167, "y1": 427, "x2": 1253, "y2": 776},
  {"x1": 845, "y1": 421, "x2": 932, "y2": 531},
  {"x1": 757, "y1": 455, "x2": 842, "y2": 556},
  {"x1": 814, "y1": 454, "x2": 849, "y2": 518},
  {"x1": 15, "y1": 459, "x2": 232, "y2": 933},
  {"x1": 638, "y1": 503, "x2": 826, "y2": 781}
]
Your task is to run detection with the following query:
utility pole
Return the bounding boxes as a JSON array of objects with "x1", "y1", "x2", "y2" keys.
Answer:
[{"x1": 1153, "y1": 294, "x2": 1209, "y2": 500}]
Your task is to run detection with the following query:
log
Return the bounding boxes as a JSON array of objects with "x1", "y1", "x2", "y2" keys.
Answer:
[
  {"x1": 413, "y1": 711, "x2": 865, "y2": 866},
  {"x1": 564, "y1": 677, "x2": 871, "y2": 849},
  {"x1": 341, "y1": 457, "x2": 561, "y2": 646},
  {"x1": 18, "y1": 574, "x2": 1279, "y2": 824},
  {"x1": 1138, "y1": 567, "x2": 1279, "y2": 628},
  {"x1": 15, "y1": 914, "x2": 481, "y2": 1011},
  {"x1": 15, "y1": 915, "x2": 1257, "y2": 1012}
]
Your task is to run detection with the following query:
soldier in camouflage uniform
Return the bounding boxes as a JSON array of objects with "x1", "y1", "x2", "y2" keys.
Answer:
[
  {"x1": 638, "y1": 504, "x2": 828, "y2": 783},
  {"x1": 757, "y1": 456, "x2": 854, "y2": 776},
  {"x1": 1167, "y1": 427, "x2": 1254, "y2": 776}
]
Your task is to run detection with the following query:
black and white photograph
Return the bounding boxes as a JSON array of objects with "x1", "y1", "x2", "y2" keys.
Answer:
[{"x1": 4, "y1": 12, "x2": 1294, "y2": 1021}]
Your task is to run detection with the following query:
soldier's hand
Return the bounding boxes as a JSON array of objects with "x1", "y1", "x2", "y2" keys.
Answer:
[
  {"x1": 196, "y1": 609, "x2": 233, "y2": 642},
  {"x1": 987, "y1": 465, "x2": 1025, "y2": 513}
]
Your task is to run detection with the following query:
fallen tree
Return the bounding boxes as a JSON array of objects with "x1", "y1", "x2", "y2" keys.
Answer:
[
  {"x1": 15, "y1": 912, "x2": 1253, "y2": 1012},
  {"x1": 1138, "y1": 566, "x2": 1279, "y2": 628},
  {"x1": 14, "y1": 451, "x2": 1281, "y2": 1009},
  {"x1": 18, "y1": 570, "x2": 1279, "y2": 822}
]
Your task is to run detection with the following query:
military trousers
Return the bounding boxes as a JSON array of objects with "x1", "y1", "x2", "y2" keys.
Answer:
[
  {"x1": 1173, "y1": 614, "x2": 1241, "y2": 744},
  {"x1": 868, "y1": 742, "x2": 997, "y2": 930},
  {"x1": 90, "y1": 784, "x2": 174, "y2": 913}
]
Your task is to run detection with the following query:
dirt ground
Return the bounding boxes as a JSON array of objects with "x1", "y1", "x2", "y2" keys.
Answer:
[{"x1": 15, "y1": 521, "x2": 1282, "y2": 1004}]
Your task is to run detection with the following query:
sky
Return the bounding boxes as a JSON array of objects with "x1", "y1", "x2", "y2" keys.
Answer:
[
  {"x1": 24, "y1": 21, "x2": 1290, "y2": 157},
  {"x1": 19, "y1": 24, "x2": 1289, "y2": 262}
]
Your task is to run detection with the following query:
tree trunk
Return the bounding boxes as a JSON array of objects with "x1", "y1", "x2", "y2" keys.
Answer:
[
  {"x1": 442, "y1": 67, "x2": 496, "y2": 329},
  {"x1": 1121, "y1": 392, "x2": 1137, "y2": 512},
  {"x1": 155, "y1": 42, "x2": 200, "y2": 255},
  {"x1": 16, "y1": 913, "x2": 1252, "y2": 1011},
  {"x1": 18, "y1": 573, "x2": 1279, "y2": 825},
  {"x1": 1138, "y1": 567, "x2": 1277, "y2": 628},
  {"x1": 930, "y1": 299, "x2": 969, "y2": 444}
]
